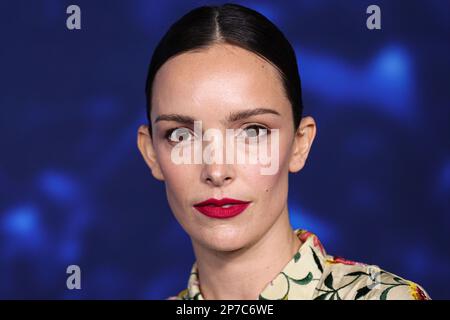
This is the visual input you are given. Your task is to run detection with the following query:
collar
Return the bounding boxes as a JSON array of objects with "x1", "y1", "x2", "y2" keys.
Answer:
[{"x1": 185, "y1": 229, "x2": 327, "y2": 300}]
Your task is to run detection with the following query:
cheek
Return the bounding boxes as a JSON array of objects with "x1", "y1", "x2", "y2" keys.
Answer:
[
  {"x1": 156, "y1": 144, "x2": 197, "y2": 202},
  {"x1": 156, "y1": 142, "x2": 185, "y2": 174},
  {"x1": 240, "y1": 144, "x2": 291, "y2": 194},
  {"x1": 163, "y1": 165, "x2": 197, "y2": 196},
  {"x1": 241, "y1": 164, "x2": 288, "y2": 197},
  {"x1": 246, "y1": 131, "x2": 292, "y2": 176},
  {"x1": 240, "y1": 134, "x2": 292, "y2": 199},
  {"x1": 161, "y1": 162, "x2": 201, "y2": 228}
]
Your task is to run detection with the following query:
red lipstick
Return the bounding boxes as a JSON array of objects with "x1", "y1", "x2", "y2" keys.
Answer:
[{"x1": 193, "y1": 198, "x2": 251, "y2": 219}]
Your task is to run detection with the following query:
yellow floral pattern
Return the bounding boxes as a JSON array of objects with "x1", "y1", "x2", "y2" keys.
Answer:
[{"x1": 169, "y1": 229, "x2": 431, "y2": 300}]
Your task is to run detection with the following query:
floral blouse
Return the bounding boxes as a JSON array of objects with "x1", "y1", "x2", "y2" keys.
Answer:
[{"x1": 169, "y1": 229, "x2": 430, "y2": 300}]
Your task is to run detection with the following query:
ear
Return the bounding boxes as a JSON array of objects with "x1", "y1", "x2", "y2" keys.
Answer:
[
  {"x1": 137, "y1": 124, "x2": 165, "y2": 181},
  {"x1": 289, "y1": 116, "x2": 317, "y2": 173}
]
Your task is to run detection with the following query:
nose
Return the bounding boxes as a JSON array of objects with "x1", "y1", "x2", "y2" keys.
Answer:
[{"x1": 201, "y1": 163, "x2": 235, "y2": 187}]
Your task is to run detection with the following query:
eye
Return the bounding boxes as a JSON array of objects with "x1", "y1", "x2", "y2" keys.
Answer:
[
  {"x1": 166, "y1": 127, "x2": 194, "y2": 143},
  {"x1": 238, "y1": 124, "x2": 270, "y2": 139}
]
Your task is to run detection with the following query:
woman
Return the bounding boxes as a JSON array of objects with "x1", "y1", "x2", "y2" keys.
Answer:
[{"x1": 137, "y1": 3, "x2": 430, "y2": 300}]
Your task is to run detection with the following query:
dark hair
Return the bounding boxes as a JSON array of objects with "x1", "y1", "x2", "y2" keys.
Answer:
[{"x1": 145, "y1": 3, "x2": 303, "y2": 133}]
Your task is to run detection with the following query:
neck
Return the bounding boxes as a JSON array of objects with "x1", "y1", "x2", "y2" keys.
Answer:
[{"x1": 191, "y1": 205, "x2": 301, "y2": 300}]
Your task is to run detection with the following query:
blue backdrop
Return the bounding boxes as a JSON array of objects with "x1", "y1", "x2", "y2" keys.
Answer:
[{"x1": 0, "y1": 0, "x2": 449, "y2": 299}]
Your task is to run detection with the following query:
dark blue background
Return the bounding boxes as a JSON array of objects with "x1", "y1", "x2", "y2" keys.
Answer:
[{"x1": 0, "y1": 0, "x2": 449, "y2": 299}]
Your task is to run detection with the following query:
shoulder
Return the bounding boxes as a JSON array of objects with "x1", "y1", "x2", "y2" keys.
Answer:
[{"x1": 314, "y1": 255, "x2": 431, "y2": 300}]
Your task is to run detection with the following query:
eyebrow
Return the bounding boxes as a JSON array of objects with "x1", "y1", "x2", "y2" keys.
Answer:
[{"x1": 154, "y1": 108, "x2": 280, "y2": 125}]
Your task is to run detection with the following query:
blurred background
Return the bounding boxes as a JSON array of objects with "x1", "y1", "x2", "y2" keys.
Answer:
[{"x1": 0, "y1": 0, "x2": 449, "y2": 299}]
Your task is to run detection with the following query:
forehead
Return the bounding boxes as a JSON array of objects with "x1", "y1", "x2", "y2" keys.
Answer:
[{"x1": 151, "y1": 43, "x2": 290, "y2": 118}]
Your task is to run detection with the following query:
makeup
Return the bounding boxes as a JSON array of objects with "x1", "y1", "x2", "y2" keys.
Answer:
[{"x1": 193, "y1": 198, "x2": 251, "y2": 219}]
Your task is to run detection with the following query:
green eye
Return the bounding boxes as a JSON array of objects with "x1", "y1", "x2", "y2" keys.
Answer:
[
  {"x1": 166, "y1": 127, "x2": 194, "y2": 143},
  {"x1": 239, "y1": 125, "x2": 269, "y2": 139}
]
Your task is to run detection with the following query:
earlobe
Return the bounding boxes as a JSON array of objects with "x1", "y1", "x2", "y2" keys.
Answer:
[{"x1": 137, "y1": 125, "x2": 165, "y2": 181}]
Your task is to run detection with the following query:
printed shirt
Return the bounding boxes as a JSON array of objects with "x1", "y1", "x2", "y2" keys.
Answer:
[{"x1": 169, "y1": 229, "x2": 430, "y2": 300}]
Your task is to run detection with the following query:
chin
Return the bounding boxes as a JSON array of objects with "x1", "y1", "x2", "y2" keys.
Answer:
[{"x1": 195, "y1": 225, "x2": 252, "y2": 252}]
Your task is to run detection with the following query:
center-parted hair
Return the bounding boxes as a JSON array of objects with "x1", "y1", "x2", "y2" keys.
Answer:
[{"x1": 145, "y1": 3, "x2": 303, "y2": 133}]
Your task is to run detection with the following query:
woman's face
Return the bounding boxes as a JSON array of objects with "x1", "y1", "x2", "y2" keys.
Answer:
[{"x1": 138, "y1": 43, "x2": 315, "y2": 252}]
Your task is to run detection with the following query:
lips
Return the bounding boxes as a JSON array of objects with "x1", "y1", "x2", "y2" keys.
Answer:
[{"x1": 193, "y1": 198, "x2": 251, "y2": 219}]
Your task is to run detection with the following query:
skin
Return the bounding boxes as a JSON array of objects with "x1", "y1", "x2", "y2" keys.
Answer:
[{"x1": 137, "y1": 43, "x2": 316, "y2": 300}]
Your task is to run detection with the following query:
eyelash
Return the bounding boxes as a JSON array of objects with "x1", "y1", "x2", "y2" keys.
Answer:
[
  {"x1": 164, "y1": 127, "x2": 181, "y2": 139},
  {"x1": 241, "y1": 123, "x2": 271, "y2": 135},
  {"x1": 163, "y1": 124, "x2": 271, "y2": 144}
]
